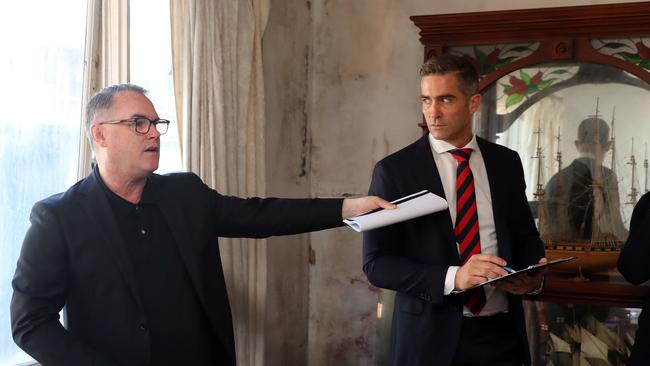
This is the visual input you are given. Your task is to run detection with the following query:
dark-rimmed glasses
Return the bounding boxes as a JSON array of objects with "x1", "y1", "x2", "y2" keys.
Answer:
[{"x1": 97, "y1": 118, "x2": 170, "y2": 135}]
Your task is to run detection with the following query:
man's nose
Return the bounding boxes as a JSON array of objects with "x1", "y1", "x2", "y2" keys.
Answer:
[
  {"x1": 147, "y1": 125, "x2": 161, "y2": 138},
  {"x1": 427, "y1": 103, "x2": 441, "y2": 119}
]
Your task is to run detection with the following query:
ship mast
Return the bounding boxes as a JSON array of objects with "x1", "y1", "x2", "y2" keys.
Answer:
[
  {"x1": 643, "y1": 142, "x2": 648, "y2": 193},
  {"x1": 589, "y1": 102, "x2": 605, "y2": 242},
  {"x1": 554, "y1": 126, "x2": 562, "y2": 173},
  {"x1": 532, "y1": 121, "x2": 545, "y2": 200},
  {"x1": 610, "y1": 107, "x2": 617, "y2": 174},
  {"x1": 532, "y1": 121, "x2": 550, "y2": 237},
  {"x1": 627, "y1": 138, "x2": 639, "y2": 204}
]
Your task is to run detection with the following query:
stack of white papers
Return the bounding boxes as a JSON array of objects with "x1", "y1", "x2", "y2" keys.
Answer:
[{"x1": 343, "y1": 190, "x2": 448, "y2": 232}]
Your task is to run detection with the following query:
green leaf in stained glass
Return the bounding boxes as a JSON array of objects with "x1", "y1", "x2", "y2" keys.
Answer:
[
  {"x1": 538, "y1": 79, "x2": 557, "y2": 90},
  {"x1": 640, "y1": 58, "x2": 650, "y2": 70},
  {"x1": 616, "y1": 52, "x2": 642, "y2": 64},
  {"x1": 520, "y1": 70, "x2": 532, "y2": 84},
  {"x1": 506, "y1": 93, "x2": 524, "y2": 108},
  {"x1": 526, "y1": 84, "x2": 539, "y2": 94}
]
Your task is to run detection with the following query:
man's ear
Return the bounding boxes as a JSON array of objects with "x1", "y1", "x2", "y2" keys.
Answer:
[
  {"x1": 90, "y1": 124, "x2": 107, "y2": 147},
  {"x1": 468, "y1": 93, "x2": 482, "y2": 114}
]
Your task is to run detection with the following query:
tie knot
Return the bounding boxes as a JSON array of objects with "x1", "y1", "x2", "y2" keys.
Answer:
[{"x1": 450, "y1": 148, "x2": 472, "y2": 163}]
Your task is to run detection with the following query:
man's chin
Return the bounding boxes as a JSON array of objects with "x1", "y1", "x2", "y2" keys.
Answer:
[
  {"x1": 144, "y1": 161, "x2": 159, "y2": 173},
  {"x1": 428, "y1": 129, "x2": 447, "y2": 140}
]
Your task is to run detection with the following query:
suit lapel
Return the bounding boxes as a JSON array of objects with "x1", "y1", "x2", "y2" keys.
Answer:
[
  {"x1": 151, "y1": 176, "x2": 234, "y2": 355},
  {"x1": 77, "y1": 171, "x2": 145, "y2": 310},
  {"x1": 153, "y1": 177, "x2": 237, "y2": 362},
  {"x1": 151, "y1": 176, "x2": 207, "y2": 301},
  {"x1": 411, "y1": 135, "x2": 457, "y2": 251},
  {"x1": 477, "y1": 137, "x2": 511, "y2": 260}
]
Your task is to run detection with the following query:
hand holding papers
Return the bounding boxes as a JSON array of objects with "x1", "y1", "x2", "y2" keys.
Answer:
[
  {"x1": 343, "y1": 190, "x2": 448, "y2": 232},
  {"x1": 450, "y1": 257, "x2": 576, "y2": 294}
]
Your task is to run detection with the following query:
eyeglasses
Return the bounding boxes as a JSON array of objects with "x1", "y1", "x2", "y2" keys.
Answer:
[{"x1": 97, "y1": 117, "x2": 170, "y2": 135}]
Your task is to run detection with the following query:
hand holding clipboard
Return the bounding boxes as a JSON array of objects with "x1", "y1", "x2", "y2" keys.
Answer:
[{"x1": 451, "y1": 257, "x2": 575, "y2": 294}]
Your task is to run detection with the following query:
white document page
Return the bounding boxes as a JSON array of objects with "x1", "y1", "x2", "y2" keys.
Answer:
[{"x1": 343, "y1": 190, "x2": 448, "y2": 233}]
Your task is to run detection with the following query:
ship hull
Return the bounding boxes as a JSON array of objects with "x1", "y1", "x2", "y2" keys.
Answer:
[{"x1": 545, "y1": 246, "x2": 620, "y2": 273}]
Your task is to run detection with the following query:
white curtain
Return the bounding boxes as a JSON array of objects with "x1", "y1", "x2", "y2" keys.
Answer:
[
  {"x1": 496, "y1": 97, "x2": 566, "y2": 201},
  {"x1": 78, "y1": 0, "x2": 130, "y2": 179},
  {"x1": 170, "y1": 1, "x2": 270, "y2": 365}
]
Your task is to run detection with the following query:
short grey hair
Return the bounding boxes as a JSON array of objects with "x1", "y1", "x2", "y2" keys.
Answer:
[
  {"x1": 85, "y1": 83, "x2": 148, "y2": 146},
  {"x1": 420, "y1": 54, "x2": 479, "y2": 97}
]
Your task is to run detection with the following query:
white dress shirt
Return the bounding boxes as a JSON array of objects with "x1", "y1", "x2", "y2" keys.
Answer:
[{"x1": 428, "y1": 133, "x2": 508, "y2": 316}]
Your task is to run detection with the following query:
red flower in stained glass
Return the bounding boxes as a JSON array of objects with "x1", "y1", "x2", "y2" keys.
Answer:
[
  {"x1": 635, "y1": 41, "x2": 650, "y2": 59},
  {"x1": 504, "y1": 76, "x2": 527, "y2": 95}
]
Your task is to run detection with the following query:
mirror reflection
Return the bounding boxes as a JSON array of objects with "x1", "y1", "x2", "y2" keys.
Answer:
[{"x1": 480, "y1": 62, "x2": 650, "y2": 280}]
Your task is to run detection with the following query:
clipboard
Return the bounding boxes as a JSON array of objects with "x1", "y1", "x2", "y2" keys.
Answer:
[
  {"x1": 343, "y1": 190, "x2": 448, "y2": 232},
  {"x1": 450, "y1": 256, "x2": 576, "y2": 294}
]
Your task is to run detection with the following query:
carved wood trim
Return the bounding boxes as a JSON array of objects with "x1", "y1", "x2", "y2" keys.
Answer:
[
  {"x1": 539, "y1": 279, "x2": 649, "y2": 308},
  {"x1": 411, "y1": 2, "x2": 650, "y2": 46}
]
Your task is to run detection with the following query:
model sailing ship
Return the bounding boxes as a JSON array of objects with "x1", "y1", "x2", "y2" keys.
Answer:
[
  {"x1": 544, "y1": 308, "x2": 633, "y2": 366},
  {"x1": 533, "y1": 101, "x2": 644, "y2": 274}
]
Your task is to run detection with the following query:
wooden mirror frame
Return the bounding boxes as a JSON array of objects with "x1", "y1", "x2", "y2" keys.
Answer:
[{"x1": 411, "y1": 2, "x2": 650, "y2": 307}]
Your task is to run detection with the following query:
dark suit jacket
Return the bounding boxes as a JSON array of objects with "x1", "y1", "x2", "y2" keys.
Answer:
[
  {"x1": 363, "y1": 135, "x2": 544, "y2": 366},
  {"x1": 617, "y1": 191, "x2": 650, "y2": 366},
  {"x1": 544, "y1": 158, "x2": 626, "y2": 240},
  {"x1": 11, "y1": 169, "x2": 343, "y2": 366}
]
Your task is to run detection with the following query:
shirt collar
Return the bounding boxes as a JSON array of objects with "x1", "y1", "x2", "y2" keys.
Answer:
[
  {"x1": 428, "y1": 133, "x2": 480, "y2": 155},
  {"x1": 577, "y1": 152, "x2": 598, "y2": 161},
  {"x1": 94, "y1": 165, "x2": 156, "y2": 207}
]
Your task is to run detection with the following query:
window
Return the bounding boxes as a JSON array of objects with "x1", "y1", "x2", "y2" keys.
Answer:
[
  {"x1": 0, "y1": 2, "x2": 181, "y2": 364},
  {"x1": 0, "y1": 1, "x2": 87, "y2": 364}
]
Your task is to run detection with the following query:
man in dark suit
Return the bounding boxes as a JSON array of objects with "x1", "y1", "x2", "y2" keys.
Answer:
[
  {"x1": 363, "y1": 54, "x2": 546, "y2": 366},
  {"x1": 11, "y1": 83, "x2": 391, "y2": 366},
  {"x1": 618, "y1": 191, "x2": 650, "y2": 366},
  {"x1": 544, "y1": 117, "x2": 627, "y2": 242}
]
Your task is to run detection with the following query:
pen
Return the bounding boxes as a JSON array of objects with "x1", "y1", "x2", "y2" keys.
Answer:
[{"x1": 502, "y1": 265, "x2": 516, "y2": 274}]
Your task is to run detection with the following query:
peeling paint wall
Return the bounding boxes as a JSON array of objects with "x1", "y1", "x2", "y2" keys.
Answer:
[
  {"x1": 262, "y1": 0, "x2": 313, "y2": 365},
  {"x1": 263, "y1": 0, "x2": 639, "y2": 365}
]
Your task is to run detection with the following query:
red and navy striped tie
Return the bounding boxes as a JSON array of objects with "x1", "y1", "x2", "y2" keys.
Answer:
[{"x1": 450, "y1": 148, "x2": 486, "y2": 316}]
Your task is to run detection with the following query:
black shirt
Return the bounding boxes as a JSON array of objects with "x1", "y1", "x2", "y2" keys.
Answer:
[{"x1": 97, "y1": 170, "x2": 221, "y2": 365}]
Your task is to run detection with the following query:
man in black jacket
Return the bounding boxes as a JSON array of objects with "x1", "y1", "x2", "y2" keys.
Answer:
[
  {"x1": 11, "y1": 83, "x2": 390, "y2": 366},
  {"x1": 618, "y1": 191, "x2": 650, "y2": 366}
]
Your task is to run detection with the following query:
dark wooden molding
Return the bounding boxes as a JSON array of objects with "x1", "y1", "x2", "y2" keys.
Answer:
[
  {"x1": 540, "y1": 279, "x2": 649, "y2": 308},
  {"x1": 411, "y1": 2, "x2": 650, "y2": 46}
]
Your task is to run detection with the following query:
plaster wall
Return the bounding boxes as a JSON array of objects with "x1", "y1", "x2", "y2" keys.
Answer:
[
  {"x1": 263, "y1": 1, "x2": 641, "y2": 365},
  {"x1": 263, "y1": 0, "x2": 313, "y2": 365}
]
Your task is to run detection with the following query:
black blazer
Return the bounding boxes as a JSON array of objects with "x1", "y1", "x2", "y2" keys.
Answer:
[
  {"x1": 363, "y1": 135, "x2": 544, "y2": 366},
  {"x1": 11, "y1": 169, "x2": 343, "y2": 366},
  {"x1": 617, "y1": 191, "x2": 650, "y2": 366}
]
